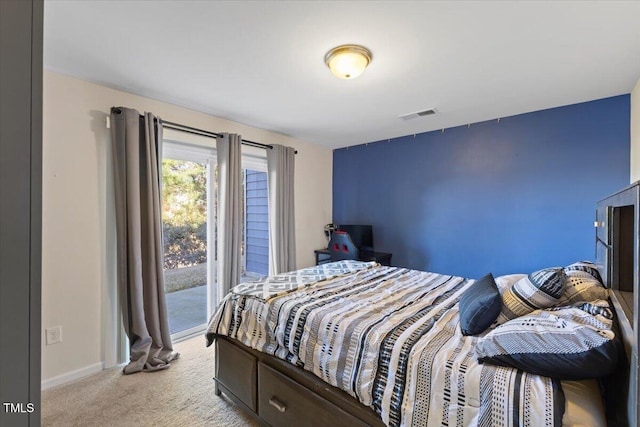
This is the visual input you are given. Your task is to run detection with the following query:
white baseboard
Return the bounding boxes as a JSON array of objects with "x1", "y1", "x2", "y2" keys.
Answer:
[{"x1": 41, "y1": 362, "x2": 104, "y2": 390}]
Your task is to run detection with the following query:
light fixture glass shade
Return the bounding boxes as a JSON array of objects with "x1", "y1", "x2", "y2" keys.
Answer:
[{"x1": 325, "y1": 45, "x2": 372, "y2": 79}]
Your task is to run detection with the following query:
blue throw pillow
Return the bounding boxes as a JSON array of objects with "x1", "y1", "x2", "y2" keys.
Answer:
[
  {"x1": 459, "y1": 273, "x2": 502, "y2": 336},
  {"x1": 475, "y1": 301, "x2": 618, "y2": 380}
]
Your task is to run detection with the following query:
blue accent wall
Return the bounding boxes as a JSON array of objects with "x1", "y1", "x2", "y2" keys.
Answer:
[{"x1": 333, "y1": 95, "x2": 630, "y2": 278}]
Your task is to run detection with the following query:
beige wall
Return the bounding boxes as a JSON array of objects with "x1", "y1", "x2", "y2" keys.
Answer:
[
  {"x1": 42, "y1": 70, "x2": 333, "y2": 384},
  {"x1": 631, "y1": 77, "x2": 640, "y2": 182}
]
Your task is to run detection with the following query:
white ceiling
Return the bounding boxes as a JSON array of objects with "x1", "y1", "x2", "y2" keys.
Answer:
[{"x1": 44, "y1": 1, "x2": 640, "y2": 149}]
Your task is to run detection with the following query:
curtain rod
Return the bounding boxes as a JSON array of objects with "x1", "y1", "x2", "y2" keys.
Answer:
[{"x1": 110, "y1": 107, "x2": 297, "y2": 154}]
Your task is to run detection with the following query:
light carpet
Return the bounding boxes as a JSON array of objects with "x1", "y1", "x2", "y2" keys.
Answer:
[{"x1": 42, "y1": 336, "x2": 259, "y2": 427}]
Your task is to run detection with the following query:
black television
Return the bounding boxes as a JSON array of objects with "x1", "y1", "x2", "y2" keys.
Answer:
[{"x1": 338, "y1": 224, "x2": 374, "y2": 252}]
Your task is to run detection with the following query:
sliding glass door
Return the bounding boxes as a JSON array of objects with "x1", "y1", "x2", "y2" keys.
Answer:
[
  {"x1": 161, "y1": 143, "x2": 216, "y2": 339},
  {"x1": 161, "y1": 141, "x2": 269, "y2": 340}
]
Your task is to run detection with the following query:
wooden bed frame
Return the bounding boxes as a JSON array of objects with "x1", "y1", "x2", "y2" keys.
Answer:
[
  {"x1": 213, "y1": 183, "x2": 640, "y2": 427},
  {"x1": 595, "y1": 182, "x2": 639, "y2": 427},
  {"x1": 213, "y1": 336, "x2": 384, "y2": 427}
]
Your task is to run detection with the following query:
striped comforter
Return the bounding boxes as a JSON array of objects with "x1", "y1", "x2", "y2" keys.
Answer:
[{"x1": 206, "y1": 261, "x2": 564, "y2": 427}]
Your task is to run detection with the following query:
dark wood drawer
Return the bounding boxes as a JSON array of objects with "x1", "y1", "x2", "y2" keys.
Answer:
[
  {"x1": 216, "y1": 338, "x2": 257, "y2": 411},
  {"x1": 258, "y1": 362, "x2": 369, "y2": 427}
]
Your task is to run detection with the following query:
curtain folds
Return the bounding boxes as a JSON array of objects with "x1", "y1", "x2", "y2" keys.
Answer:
[
  {"x1": 110, "y1": 107, "x2": 179, "y2": 374},
  {"x1": 267, "y1": 144, "x2": 297, "y2": 275},
  {"x1": 216, "y1": 133, "x2": 243, "y2": 301}
]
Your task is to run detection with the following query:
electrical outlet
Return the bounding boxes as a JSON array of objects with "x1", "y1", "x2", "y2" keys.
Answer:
[{"x1": 46, "y1": 326, "x2": 62, "y2": 345}]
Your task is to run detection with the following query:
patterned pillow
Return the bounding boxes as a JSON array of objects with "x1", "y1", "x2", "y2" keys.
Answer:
[
  {"x1": 494, "y1": 274, "x2": 526, "y2": 295},
  {"x1": 556, "y1": 276, "x2": 609, "y2": 306},
  {"x1": 555, "y1": 261, "x2": 608, "y2": 306},
  {"x1": 497, "y1": 267, "x2": 566, "y2": 323},
  {"x1": 475, "y1": 301, "x2": 618, "y2": 380},
  {"x1": 458, "y1": 273, "x2": 502, "y2": 336},
  {"x1": 564, "y1": 261, "x2": 602, "y2": 282}
]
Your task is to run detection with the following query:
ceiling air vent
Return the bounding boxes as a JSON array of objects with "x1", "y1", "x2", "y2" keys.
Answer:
[{"x1": 398, "y1": 108, "x2": 437, "y2": 120}]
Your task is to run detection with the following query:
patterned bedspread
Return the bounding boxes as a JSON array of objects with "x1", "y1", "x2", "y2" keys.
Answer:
[{"x1": 206, "y1": 261, "x2": 564, "y2": 427}]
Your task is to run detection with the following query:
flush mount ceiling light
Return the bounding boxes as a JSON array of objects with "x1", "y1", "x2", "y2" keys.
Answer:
[{"x1": 324, "y1": 44, "x2": 372, "y2": 79}]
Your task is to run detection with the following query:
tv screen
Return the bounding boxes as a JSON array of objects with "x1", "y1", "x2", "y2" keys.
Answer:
[{"x1": 339, "y1": 224, "x2": 373, "y2": 252}]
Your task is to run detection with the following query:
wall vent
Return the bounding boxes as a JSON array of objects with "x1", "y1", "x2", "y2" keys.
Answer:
[{"x1": 398, "y1": 108, "x2": 437, "y2": 120}]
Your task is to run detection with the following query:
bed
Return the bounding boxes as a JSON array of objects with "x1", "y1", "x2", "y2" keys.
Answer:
[{"x1": 205, "y1": 183, "x2": 640, "y2": 427}]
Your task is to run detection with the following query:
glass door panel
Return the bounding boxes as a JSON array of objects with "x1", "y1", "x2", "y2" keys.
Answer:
[
  {"x1": 244, "y1": 169, "x2": 269, "y2": 278},
  {"x1": 161, "y1": 158, "x2": 209, "y2": 337}
]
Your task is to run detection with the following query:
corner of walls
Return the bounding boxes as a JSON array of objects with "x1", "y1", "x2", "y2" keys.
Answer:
[
  {"x1": 292, "y1": 142, "x2": 333, "y2": 267},
  {"x1": 630, "y1": 77, "x2": 640, "y2": 183}
]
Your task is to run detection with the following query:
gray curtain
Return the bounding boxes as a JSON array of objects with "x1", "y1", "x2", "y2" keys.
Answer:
[
  {"x1": 267, "y1": 144, "x2": 296, "y2": 275},
  {"x1": 110, "y1": 107, "x2": 179, "y2": 374},
  {"x1": 216, "y1": 133, "x2": 242, "y2": 301}
]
